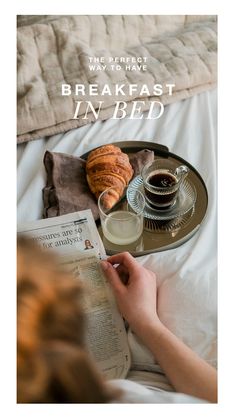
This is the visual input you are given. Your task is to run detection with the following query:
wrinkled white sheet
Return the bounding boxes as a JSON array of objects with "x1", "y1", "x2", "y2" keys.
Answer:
[{"x1": 17, "y1": 88, "x2": 217, "y2": 402}]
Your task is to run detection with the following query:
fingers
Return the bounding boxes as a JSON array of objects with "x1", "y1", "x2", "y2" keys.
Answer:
[
  {"x1": 116, "y1": 264, "x2": 129, "y2": 285},
  {"x1": 107, "y1": 252, "x2": 137, "y2": 272},
  {"x1": 100, "y1": 261, "x2": 125, "y2": 294}
]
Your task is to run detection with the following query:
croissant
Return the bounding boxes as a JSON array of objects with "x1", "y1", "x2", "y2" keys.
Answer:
[{"x1": 86, "y1": 145, "x2": 134, "y2": 209}]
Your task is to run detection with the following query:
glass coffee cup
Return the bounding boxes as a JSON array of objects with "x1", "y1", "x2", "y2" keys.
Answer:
[{"x1": 141, "y1": 159, "x2": 189, "y2": 210}]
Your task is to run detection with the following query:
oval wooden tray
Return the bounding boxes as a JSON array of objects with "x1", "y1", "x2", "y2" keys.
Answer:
[{"x1": 81, "y1": 141, "x2": 208, "y2": 256}]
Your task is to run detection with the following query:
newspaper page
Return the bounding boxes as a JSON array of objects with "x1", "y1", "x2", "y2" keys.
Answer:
[{"x1": 17, "y1": 210, "x2": 131, "y2": 379}]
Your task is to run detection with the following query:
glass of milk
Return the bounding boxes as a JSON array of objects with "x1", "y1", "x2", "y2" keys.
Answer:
[{"x1": 98, "y1": 187, "x2": 145, "y2": 245}]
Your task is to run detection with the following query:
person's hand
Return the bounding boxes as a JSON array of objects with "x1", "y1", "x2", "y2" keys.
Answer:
[{"x1": 101, "y1": 252, "x2": 161, "y2": 335}]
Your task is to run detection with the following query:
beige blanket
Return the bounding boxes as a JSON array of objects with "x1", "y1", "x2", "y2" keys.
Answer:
[{"x1": 17, "y1": 15, "x2": 217, "y2": 143}]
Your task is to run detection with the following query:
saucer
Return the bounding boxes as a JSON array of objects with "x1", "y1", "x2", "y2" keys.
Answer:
[{"x1": 127, "y1": 176, "x2": 197, "y2": 220}]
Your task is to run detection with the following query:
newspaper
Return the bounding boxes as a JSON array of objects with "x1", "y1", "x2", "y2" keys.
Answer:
[{"x1": 17, "y1": 209, "x2": 131, "y2": 379}]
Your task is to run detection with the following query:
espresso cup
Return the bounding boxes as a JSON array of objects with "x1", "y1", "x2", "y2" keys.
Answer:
[{"x1": 141, "y1": 159, "x2": 189, "y2": 210}]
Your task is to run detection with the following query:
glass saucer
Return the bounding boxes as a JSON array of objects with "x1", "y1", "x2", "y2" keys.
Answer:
[{"x1": 127, "y1": 176, "x2": 197, "y2": 221}]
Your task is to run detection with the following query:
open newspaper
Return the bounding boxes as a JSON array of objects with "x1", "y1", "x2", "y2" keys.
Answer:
[{"x1": 17, "y1": 209, "x2": 131, "y2": 379}]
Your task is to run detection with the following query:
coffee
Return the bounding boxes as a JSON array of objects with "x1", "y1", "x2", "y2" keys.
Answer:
[
  {"x1": 142, "y1": 160, "x2": 189, "y2": 211},
  {"x1": 148, "y1": 172, "x2": 177, "y2": 188},
  {"x1": 144, "y1": 170, "x2": 178, "y2": 208}
]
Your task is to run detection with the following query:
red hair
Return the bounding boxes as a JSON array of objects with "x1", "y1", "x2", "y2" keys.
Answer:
[{"x1": 17, "y1": 237, "x2": 116, "y2": 403}]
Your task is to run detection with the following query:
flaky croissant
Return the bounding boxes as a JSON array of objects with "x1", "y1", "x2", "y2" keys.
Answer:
[{"x1": 86, "y1": 145, "x2": 133, "y2": 209}]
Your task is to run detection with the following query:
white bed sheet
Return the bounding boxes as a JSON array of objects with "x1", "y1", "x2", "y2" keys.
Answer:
[{"x1": 17, "y1": 89, "x2": 217, "y2": 401}]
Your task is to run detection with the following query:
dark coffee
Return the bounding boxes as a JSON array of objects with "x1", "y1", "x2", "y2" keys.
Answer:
[
  {"x1": 148, "y1": 173, "x2": 177, "y2": 188},
  {"x1": 144, "y1": 171, "x2": 178, "y2": 208}
]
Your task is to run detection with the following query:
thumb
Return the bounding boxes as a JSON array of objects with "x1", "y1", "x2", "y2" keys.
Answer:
[{"x1": 100, "y1": 261, "x2": 125, "y2": 294}]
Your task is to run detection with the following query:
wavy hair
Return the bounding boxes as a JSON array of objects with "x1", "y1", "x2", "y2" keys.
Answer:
[{"x1": 17, "y1": 236, "x2": 115, "y2": 403}]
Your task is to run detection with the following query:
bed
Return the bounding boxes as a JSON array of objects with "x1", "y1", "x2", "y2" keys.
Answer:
[
  {"x1": 17, "y1": 87, "x2": 217, "y2": 401},
  {"x1": 17, "y1": 13, "x2": 217, "y2": 402}
]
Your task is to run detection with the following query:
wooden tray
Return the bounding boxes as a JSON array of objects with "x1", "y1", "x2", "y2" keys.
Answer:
[{"x1": 81, "y1": 141, "x2": 208, "y2": 256}]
